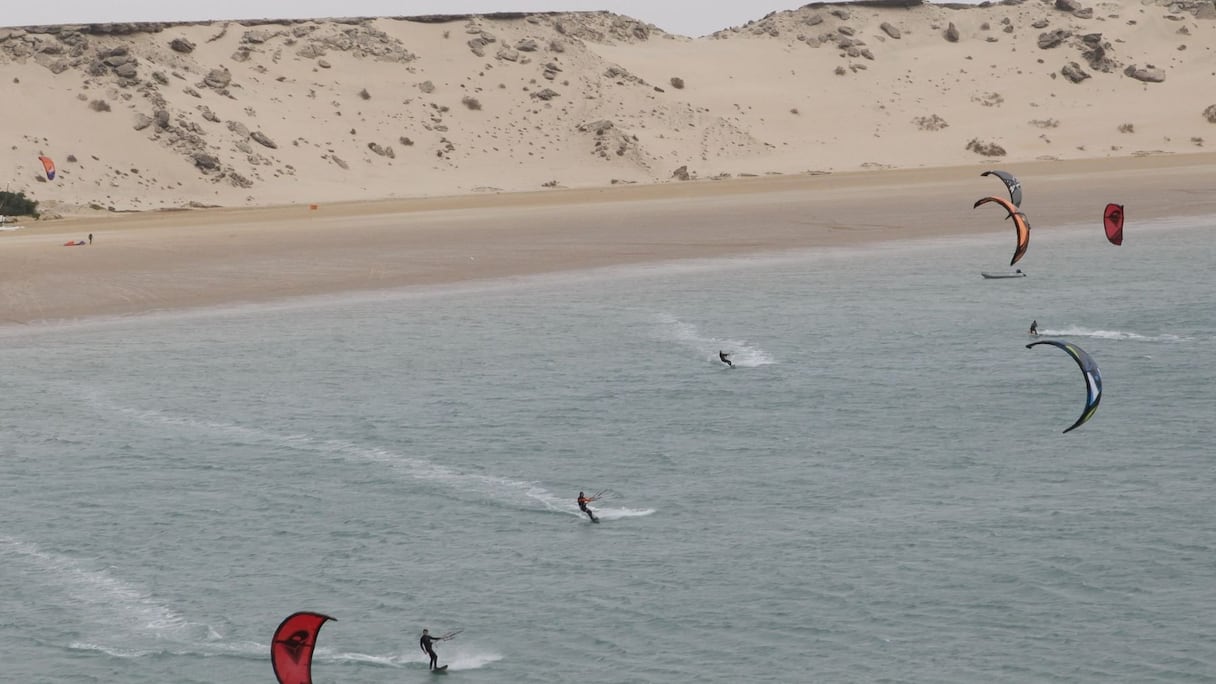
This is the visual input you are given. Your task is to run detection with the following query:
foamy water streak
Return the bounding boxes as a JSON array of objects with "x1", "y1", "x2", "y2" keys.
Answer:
[
  {"x1": 0, "y1": 536, "x2": 219, "y2": 654},
  {"x1": 326, "y1": 646, "x2": 503, "y2": 671},
  {"x1": 1038, "y1": 326, "x2": 1189, "y2": 343},
  {"x1": 653, "y1": 313, "x2": 776, "y2": 367},
  {"x1": 1, "y1": 532, "x2": 504, "y2": 669},
  {"x1": 76, "y1": 393, "x2": 655, "y2": 521}
]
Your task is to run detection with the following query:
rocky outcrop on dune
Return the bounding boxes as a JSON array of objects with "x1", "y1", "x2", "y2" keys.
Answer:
[
  {"x1": 705, "y1": 0, "x2": 1210, "y2": 80},
  {"x1": 547, "y1": 12, "x2": 663, "y2": 43},
  {"x1": 0, "y1": 16, "x2": 597, "y2": 209},
  {"x1": 285, "y1": 22, "x2": 417, "y2": 64},
  {"x1": 1, "y1": 19, "x2": 429, "y2": 197},
  {"x1": 1124, "y1": 64, "x2": 1166, "y2": 83}
]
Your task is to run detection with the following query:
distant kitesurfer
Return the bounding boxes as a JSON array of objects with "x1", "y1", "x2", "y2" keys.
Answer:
[
  {"x1": 719, "y1": 351, "x2": 733, "y2": 367},
  {"x1": 88, "y1": 233, "x2": 93, "y2": 245},
  {"x1": 420, "y1": 629, "x2": 441, "y2": 671},
  {"x1": 1029, "y1": 320, "x2": 1039, "y2": 336},
  {"x1": 577, "y1": 491, "x2": 599, "y2": 523}
]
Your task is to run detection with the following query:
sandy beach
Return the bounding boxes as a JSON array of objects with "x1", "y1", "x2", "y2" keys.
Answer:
[
  {"x1": 4, "y1": 2, "x2": 1216, "y2": 323},
  {"x1": 5, "y1": 151, "x2": 1216, "y2": 325}
]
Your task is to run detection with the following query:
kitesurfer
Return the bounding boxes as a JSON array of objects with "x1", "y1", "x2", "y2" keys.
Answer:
[
  {"x1": 88, "y1": 233, "x2": 93, "y2": 245},
  {"x1": 1029, "y1": 320, "x2": 1039, "y2": 336},
  {"x1": 420, "y1": 629, "x2": 441, "y2": 670},
  {"x1": 719, "y1": 351, "x2": 733, "y2": 367},
  {"x1": 577, "y1": 491, "x2": 599, "y2": 522}
]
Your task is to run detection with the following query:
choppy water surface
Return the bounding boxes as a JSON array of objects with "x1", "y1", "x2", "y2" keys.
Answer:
[{"x1": 2, "y1": 216, "x2": 1214, "y2": 683}]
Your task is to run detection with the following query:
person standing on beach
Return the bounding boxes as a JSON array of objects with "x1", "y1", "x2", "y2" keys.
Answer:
[{"x1": 88, "y1": 233, "x2": 93, "y2": 245}]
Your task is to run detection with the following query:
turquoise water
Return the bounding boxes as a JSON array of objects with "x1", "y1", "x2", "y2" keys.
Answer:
[{"x1": 2, "y1": 216, "x2": 1214, "y2": 683}]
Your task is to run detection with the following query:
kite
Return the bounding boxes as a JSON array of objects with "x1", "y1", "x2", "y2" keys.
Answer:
[
  {"x1": 974, "y1": 195, "x2": 1032, "y2": 266},
  {"x1": 272, "y1": 611, "x2": 335, "y2": 684},
  {"x1": 1026, "y1": 340, "x2": 1103, "y2": 434},
  {"x1": 981, "y1": 170, "x2": 1022, "y2": 207},
  {"x1": 1103, "y1": 203, "x2": 1124, "y2": 246},
  {"x1": 38, "y1": 156, "x2": 56, "y2": 181}
]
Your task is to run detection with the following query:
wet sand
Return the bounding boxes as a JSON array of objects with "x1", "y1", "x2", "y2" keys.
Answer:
[{"x1": 4, "y1": 153, "x2": 1216, "y2": 326}]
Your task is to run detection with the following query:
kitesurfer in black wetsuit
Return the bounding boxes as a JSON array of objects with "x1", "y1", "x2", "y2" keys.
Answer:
[
  {"x1": 420, "y1": 629, "x2": 440, "y2": 670},
  {"x1": 577, "y1": 491, "x2": 599, "y2": 522},
  {"x1": 1029, "y1": 320, "x2": 1039, "y2": 336},
  {"x1": 719, "y1": 351, "x2": 733, "y2": 367}
]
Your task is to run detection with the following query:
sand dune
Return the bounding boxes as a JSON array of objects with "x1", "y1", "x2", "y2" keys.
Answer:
[{"x1": 2, "y1": 2, "x2": 1215, "y2": 215}]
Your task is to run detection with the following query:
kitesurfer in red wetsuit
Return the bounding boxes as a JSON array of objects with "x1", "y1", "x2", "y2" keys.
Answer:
[{"x1": 577, "y1": 491, "x2": 599, "y2": 522}]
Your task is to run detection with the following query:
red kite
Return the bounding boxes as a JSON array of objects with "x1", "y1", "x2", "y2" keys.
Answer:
[
  {"x1": 272, "y1": 612, "x2": 335, "y2": 684},
  {"x1": 1103, "y1": 203, "x2": 1124, "y2": 246}
]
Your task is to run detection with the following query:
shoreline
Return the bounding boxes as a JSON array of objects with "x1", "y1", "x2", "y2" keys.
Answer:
[
  {"x1": 28, "y1": 150, "x2": 1216, "y2": 230},
  {"x1": 4, "y1": 153, "x2": 1216, "y2": 327}
]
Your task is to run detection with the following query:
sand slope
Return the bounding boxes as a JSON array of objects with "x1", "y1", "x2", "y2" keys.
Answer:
[{"x1": 2, "y1": 2, "x2": 1215, "y2": 215}]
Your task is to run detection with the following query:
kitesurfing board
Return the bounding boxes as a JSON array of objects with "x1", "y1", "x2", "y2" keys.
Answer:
[
  {"x1": 981, "y1": 272, "x2": 1026, "y2": 279},
  {"x1": 432, "y1": 665, "x2": 449, "y2": 673}
]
